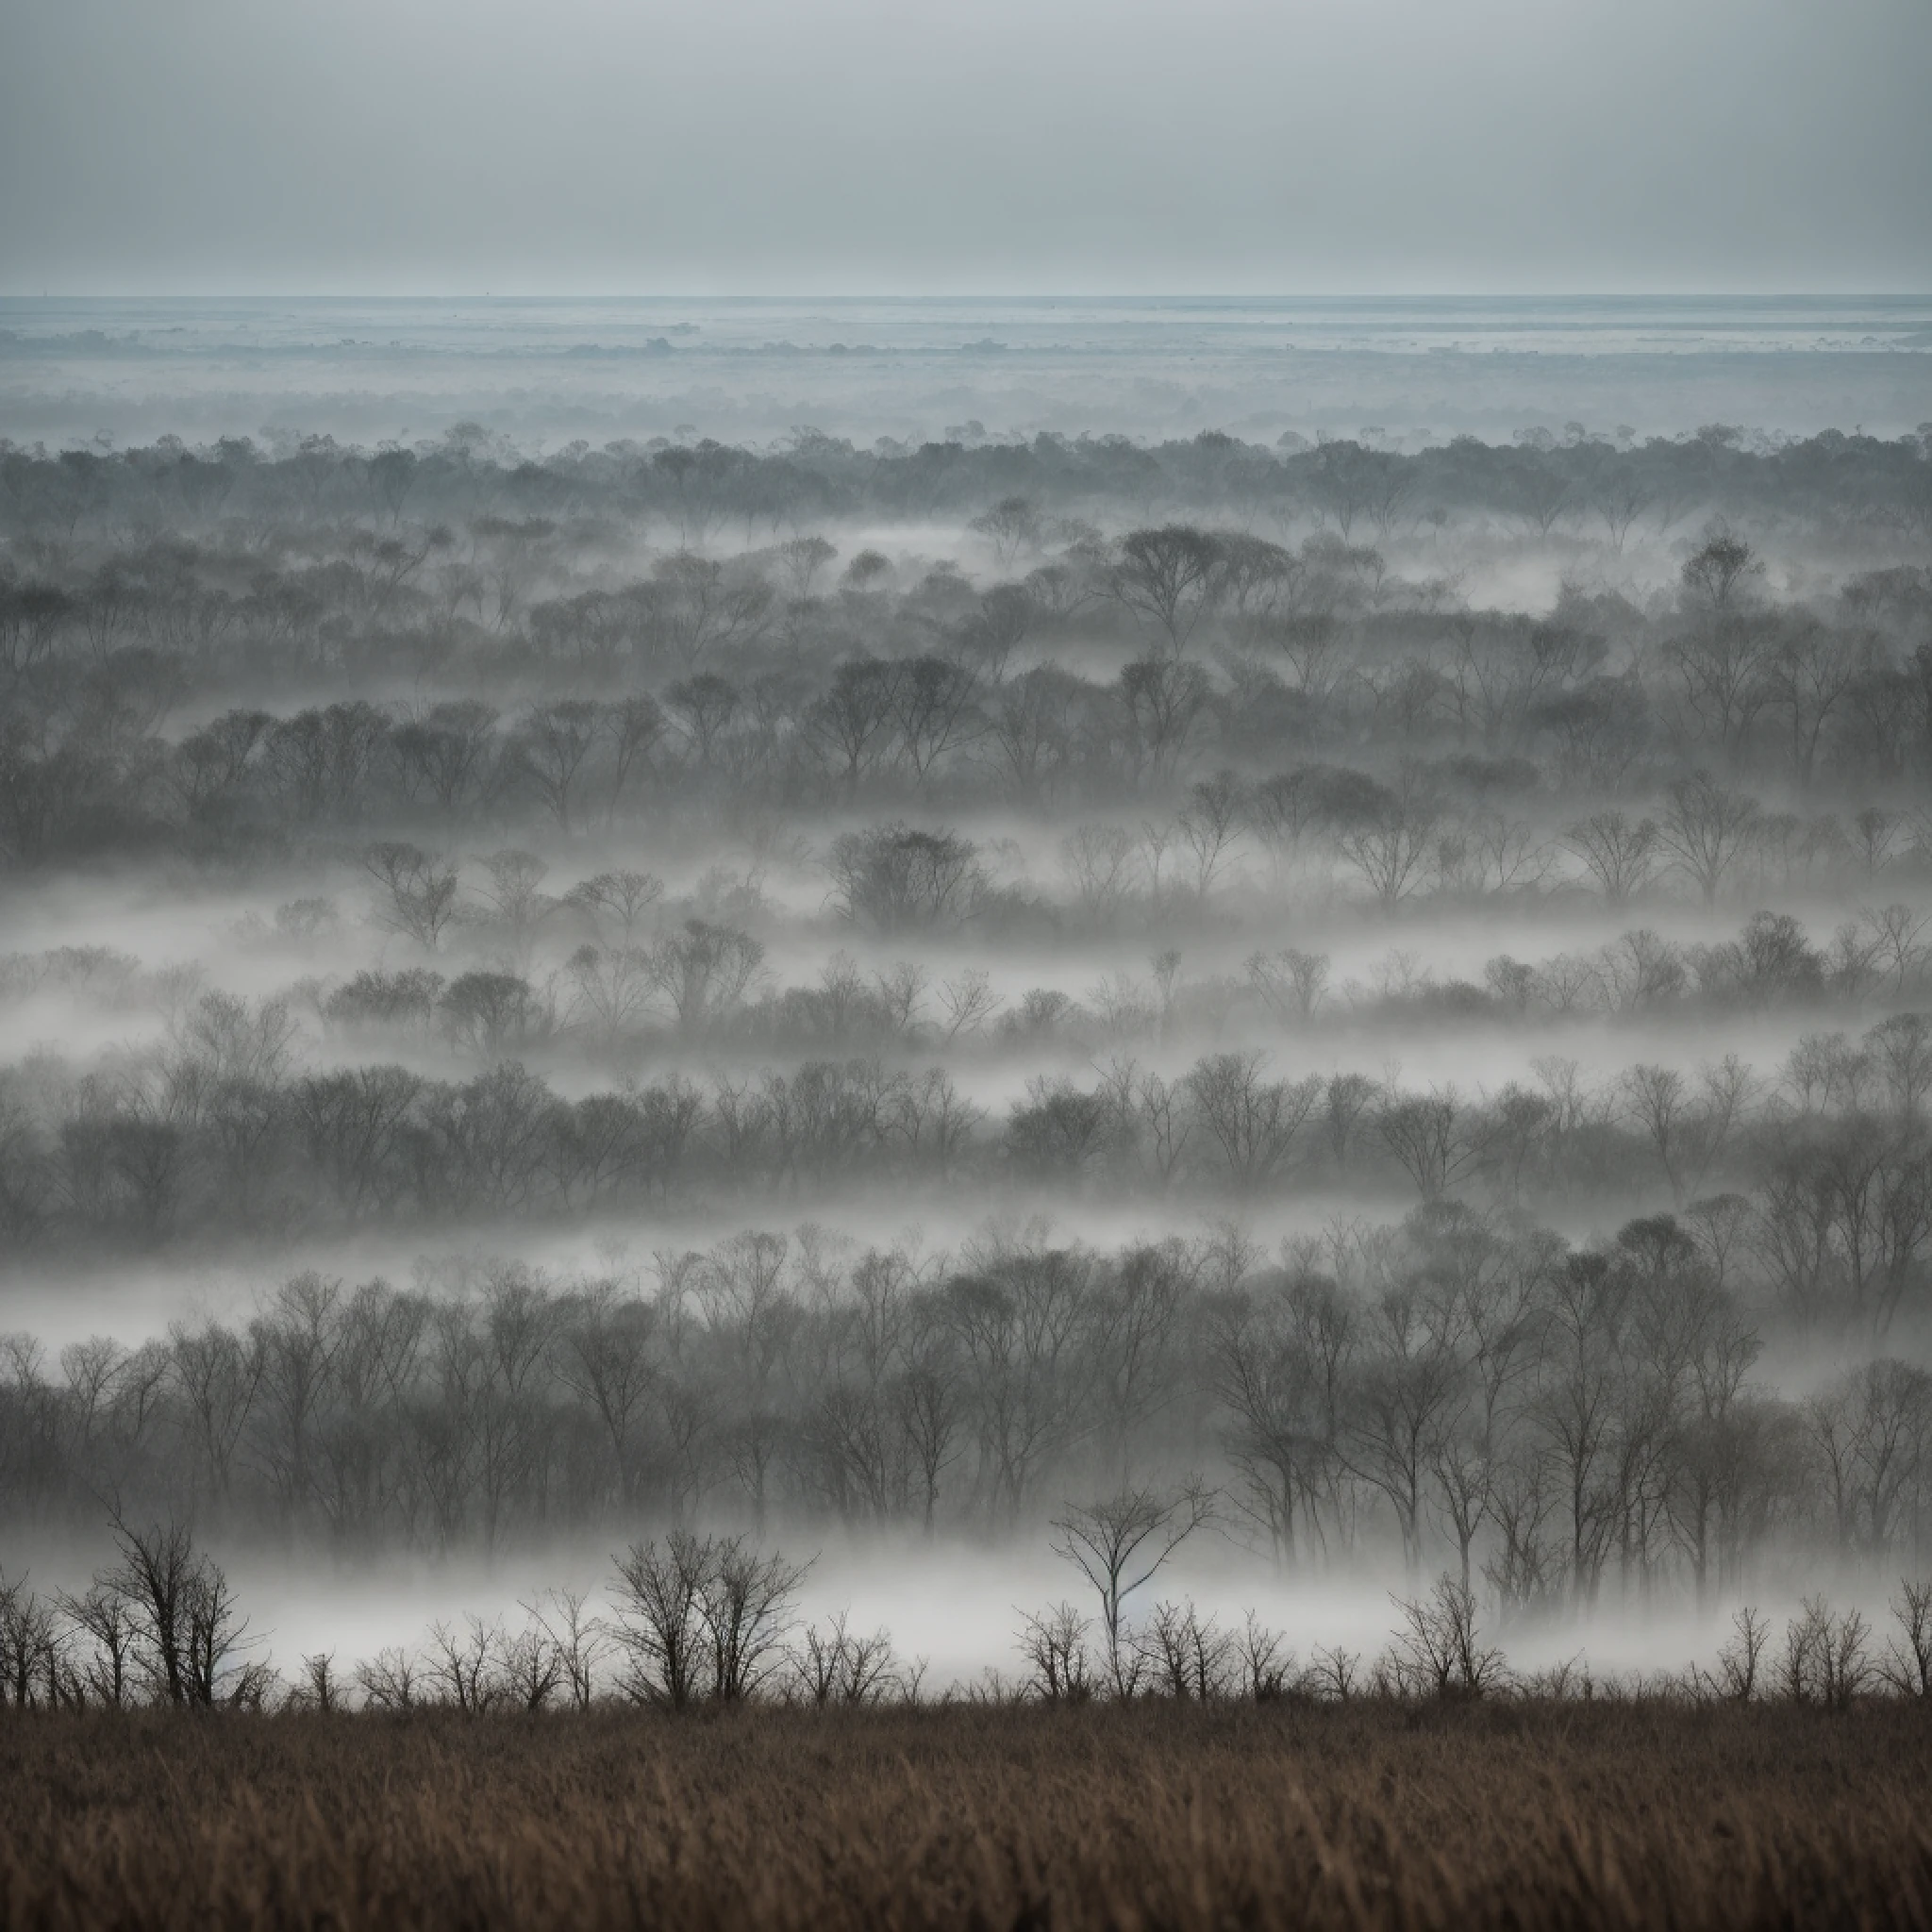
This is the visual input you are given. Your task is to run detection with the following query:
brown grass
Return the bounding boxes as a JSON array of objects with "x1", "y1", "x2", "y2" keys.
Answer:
[{"x1": 3, "y1": 1701, "x2": 1931, "y2": 1929}]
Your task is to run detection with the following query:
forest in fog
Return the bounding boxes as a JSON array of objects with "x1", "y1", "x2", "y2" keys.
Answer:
[
  {"x1": 5, "y1": 417, "x2": 1932, "y2": 1690},
  {"x1": 11, "y1": 0, "x2": 1932, "y2": 1910}
]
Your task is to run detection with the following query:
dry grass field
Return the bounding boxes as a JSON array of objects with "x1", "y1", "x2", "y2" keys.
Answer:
[{"x1": 4, "y1": 1701, "x2": 1931, "y2": 1930}]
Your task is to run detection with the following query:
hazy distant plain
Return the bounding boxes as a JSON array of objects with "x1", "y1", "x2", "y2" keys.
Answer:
[{"x1": 5, "y1": 293, "x2": 1931, "y2": 447}]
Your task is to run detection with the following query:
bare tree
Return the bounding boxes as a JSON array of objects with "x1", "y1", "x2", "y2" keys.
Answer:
[
  {"x1": 1595, "y1": 477, "x2": 1654, "y2": 552},
  {"x1": 1681, "y1": 534, "x2": 1763, "y2": 614},
  {"x1": 1112, "y1": 526, "x2": 1225, "y2": 657},
  {"x1": 608, "y1": 1531, "x2": 808, "y2": 1706},
  {"x1": 0, "y1": 1571, "x2": 62, "y2": 1707},
  {"x1": 1246, "y1": 948, "x2": 1329, "y2": 1023},
  {"x1": 57, "y1": 1580, "x2": 139, "y2": 1707},
  {"x1": 1176, "y1": 770, "x2": 1246, "y2": 901},
  {"x1": 969, "y1": 497, "x2": 1041, "y2": 568},
  {"x1": 777, "y1": 534, "x2": 837, "y2": 597},
  {"x1": 1563, "y1": 811, "x2": 1659, "y2": 906},
  {"x1": 424, "y1": 1616, "x2": 504, "y2": 1713},
  {"x1": 362, "y1": 842, "x2": 461, "y2": 951},
  {"x1": 1657, "y1": 773, "x2": 1759, "y2": 907},
  {"x1": 1374, "y1": 1087, "x2": 1482, "y2": 1199},
  {"x1": 645, "y1": 921, "x2": 766, "y2": 1036},
  {"x1": 513, "y1": 700, "x2": 602, "y2": 832},
  {"x1": 695, "y1": 1536, "x2": 811, "y2": 1702},
  {"x1": 608, "y1": 1533, "x2": 711, "y2": 1708},
  {"x1": 792, "y1": 1609, "x2": 905, "y2": 1706},
  {"x1": 355, "y1": 1646, "x2": 419, "y2": 1710},
  {"x1": 937, "y1": 966, "x2": 1003, "y2": 1042},
  {"x1": 566, "y1": 869, "x2": 663, "y2": 944},
  {"x1": 97, "y1": 1517, "x2": 257, "y2": 1707},
  {"x1": 476, "y1": 849, "x2": 553, "y2": 966},
  {"x1": 1881, "y1": 1579, "x2": 1932, "y2": 1697},
  {"x1": 1060, "y1": 824, "x2": 1141, "y2": 923},
  {"x1": 827, "y1": 825, "x2": 984, "y2": 932},
  {"x1": 1187, "y1": 1053, "x2": 1320, "y2": 1191},
  {"x1": 1050, "y1": 1480, "x2": 1216, "y2": 1694},
  {"x1": 1760, "y1": 624, "x2": 1867, "y2": 783}
]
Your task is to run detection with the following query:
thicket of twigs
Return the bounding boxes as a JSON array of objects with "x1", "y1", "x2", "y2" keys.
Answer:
[
  {"x1": 11, "y1": 1507, "x2": 1932, "y2": 1723},
  {"x1": 11, "y1": 1511, "x2": 1932, "y2": 1717}
]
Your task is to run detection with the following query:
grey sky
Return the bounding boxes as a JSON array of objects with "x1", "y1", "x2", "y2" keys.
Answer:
[{"x1": 3, "y1": 0, "x2": 1928, "y2": 293}]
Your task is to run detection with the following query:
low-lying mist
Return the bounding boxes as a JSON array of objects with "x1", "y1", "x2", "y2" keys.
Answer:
[{"x1": 8, "y1": 409, "x2": 1932, "y2": 1727}]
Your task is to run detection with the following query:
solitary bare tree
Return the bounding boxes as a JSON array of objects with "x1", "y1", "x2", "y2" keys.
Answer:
[{"x1": 1050, "y1": 1480, "x2": 1216, "y2": 1694}]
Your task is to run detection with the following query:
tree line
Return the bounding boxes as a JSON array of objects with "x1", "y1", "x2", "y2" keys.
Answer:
[
  {"x1": 5, "y1": 423, "x2": 1928, "y2": 545},
  {"x1": 8, "y1": 904, "x2": 1932, "y2": 1085},
  {"x1": 3, "y1": 1208, "x2": 1930, "y2": 1598},
  {"x1": 8, "y1": 1508, "x2": 1932, "y2": 1714},
  {"x1": 6, "y1": 987, "x2": 1932, "y2": 1269},
  {"x1": 6, "y1": 489, "x2": 1932, "y2": 872}
]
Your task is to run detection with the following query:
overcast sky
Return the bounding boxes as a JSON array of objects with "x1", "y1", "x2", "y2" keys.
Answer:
[{"x1": 3, "y1": 0, "x2": 1928, "y2": 294}]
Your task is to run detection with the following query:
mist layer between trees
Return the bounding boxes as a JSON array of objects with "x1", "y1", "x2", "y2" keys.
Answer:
[{"x1": 5, "y1": 420, "x2": 1932, "y2": 1678}]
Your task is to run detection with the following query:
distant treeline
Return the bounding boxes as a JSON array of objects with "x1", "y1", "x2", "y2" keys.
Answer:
[
  {"x1": 5, "y1": 422, "x2": 1930, "y2": 541},
  {"x1": 3, "y1": 1207, "x2": 1931, "y2": 1596},
  {"x1": 9, "y1": 902, "x2": 1932, "y2": 1060},
  {"x1": 8, "y1": 625, "x2": 1932, "y2": 884},
  {"x1": 2, "y1": 439, "x2": 1932, "y2": 874},
  {"x1": 11, "y1": 961, "x2": 1932, "y2": 1252}
]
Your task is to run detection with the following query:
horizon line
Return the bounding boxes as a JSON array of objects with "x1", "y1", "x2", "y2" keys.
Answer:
[{"x1": 4, "y1": 290, "x2": 1931, "y2": 305}]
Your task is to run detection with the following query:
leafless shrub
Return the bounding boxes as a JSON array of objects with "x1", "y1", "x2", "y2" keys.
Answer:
[
  {"x1": 500, "y1": 1624, "x2": 565, "y2": 1711},
  {"x1": 354, "y1": 1647, "x2": 419, "y2": 1711},
  {"x1": 224, "y1": 1658, "x2": 281, "y2": 1711},
  {"x1": 1309, "y1": 1642, "x2": 1362, "y2": 1703},
  {"x1": 1383, "y1": 1574, "x2": 1510, "y2": 1701},
  {"x1": 698, "y1": 1538, "x2": 811, "y2": 1703},
  {"x1": 1232, "y1": 1614, "x2": 1297, "y2": 1702},
  {"x1": 1714, "y1": 1606, "x2": 1770, "y2": 1702},
  {"x1": 57, "y1": 1581, "x2": 139, "y2": 1708},
  {"x1": 1819, "y1": 1607, "x2": 1874, "y2": 1710},
  {"x1": 609, "y1": 1532, "x2": 709, "y2": 1708},
  {"x1": 792, "y1": 1610, "x2": 905, "y2": 1707},
  {"x1": 0, "y1": 1569, "x2": 63, "y2": 1708},
  {"x1": 1519, "y1": 1655, "x2": 1591, "y2": 1701},
  {"x1": 525, "y1": 1590, "x2": 607, "y2": 1710},
  {"x1": 1138, "y1": 1600, "x2": 1237, "y2": 1700},
  {"x1": 609, "y1": 1531, "x2": 808, "y2": 1707},
  {"x1": 291, "y1": 1652, "x2": 343, "y2": 1713},
  {"x1": 1881, "y1": 1578, "x2": 1932, "y2": 1697},
  {"x1": 424, "y1": 1617, "x2": 504, "y2": 1715},
  {"x1": 1782, "y1": 1597, "x2": 1871, "y2": 1709},
  {"x1": 794, "y1": 1614, "x2": 847, "y2": 1706},
  {"x1": 94, "y1": 1518, "x2": 260, "y2": 1707},
  {"x1": 963, "y1": 1667, "x2": 1022, "y2": 1707},
  {"x1": 1017, "y1": 1602, "x2": 1095, "y2": 1704}
]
